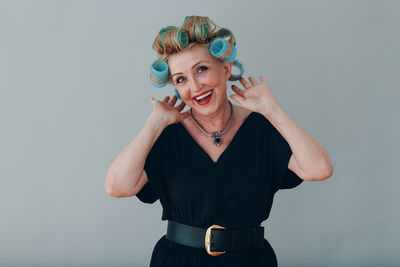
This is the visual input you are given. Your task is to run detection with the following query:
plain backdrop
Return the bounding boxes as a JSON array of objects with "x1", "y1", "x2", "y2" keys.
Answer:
[{"x1": 1, "y1": 0, "x2": 399, "y2": 266}]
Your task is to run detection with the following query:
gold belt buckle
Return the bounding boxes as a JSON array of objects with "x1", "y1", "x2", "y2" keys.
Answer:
[{"x1": 205, "y1": 224, "x2": 226, "y2": 256}]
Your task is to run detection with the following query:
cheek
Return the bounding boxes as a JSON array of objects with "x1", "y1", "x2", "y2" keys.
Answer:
[
  {"x1": 210, "y1": 73, "x2": 226, "y2": 89},
  {"x1": 200, "y1": 72, "x2": 222, "y2": 86},
  {"x1": 212, "y1": 67, "x2": 228, "y2": 84},
  {"x1": 179, "y1": 88, "x2": 191, "y2": 100}
]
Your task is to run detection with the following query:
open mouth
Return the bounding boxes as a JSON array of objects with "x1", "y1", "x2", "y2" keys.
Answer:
[{"x1": 193, "y1": 89, "x2": 213, "y2": 105}]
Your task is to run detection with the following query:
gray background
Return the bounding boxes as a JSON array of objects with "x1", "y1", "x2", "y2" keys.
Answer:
[{"x1": 1, "y1": 0, "x2": 398, "y2": 266}]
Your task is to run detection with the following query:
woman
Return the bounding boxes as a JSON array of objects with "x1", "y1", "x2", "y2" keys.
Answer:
[{"x1": 105, "y1": 16, "x2": 333, "y2": 267}]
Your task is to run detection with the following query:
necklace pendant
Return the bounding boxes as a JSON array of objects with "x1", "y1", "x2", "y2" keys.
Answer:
[
  {"x1": 213, "y1": 137, "x2": 223, "y2": 146},
  {"x1": 212, "y1": 131, "x2": 223, "y2": 146},
  {"x1": 190, "y1": 101, "x2": 233, "y2": 148},
  {"x1": 212, "y1": 131, "x2": 222, "y2": 137}
]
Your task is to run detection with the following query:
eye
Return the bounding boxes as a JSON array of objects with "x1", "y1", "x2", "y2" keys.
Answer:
[
  {"x1": 175, "y1": 66, "x2": 208, "y2": 84},
  {"x1": 175, "y1": 76, "x2": 185, "y2": 84},
  {"x1": 198, "y1": 65, "x2": 208, "y2": 73}
]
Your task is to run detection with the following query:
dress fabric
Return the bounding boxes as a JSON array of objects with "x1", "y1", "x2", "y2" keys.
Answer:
[{"x1": 135, "y1": 111, "x2": 303, "y2": 267}]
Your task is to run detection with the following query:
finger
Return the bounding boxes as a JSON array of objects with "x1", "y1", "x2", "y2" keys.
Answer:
[
  {"x1": 231, "y1": 84, "x2": 245, "y2": 96},
  {"x1": 239, "y1": 77, "x2": 252, "y2": 89},
  {"x1": 260, "y1": 76, "x2": 267, "y2": 84},
  {"x1": 249, "y1": 76, "x2": 259, "y2": 86},
  {"x1": 229, "y1": 94, "x2": 245, "y2": 104},
  {"x1": 169, "y1": 95, "x2": 178, "y2": 105},
  {"x1": 177, "y1": 100, "x2": 186, "y2": 107},
  {"x1": 163, "y1": 96, "x2": 170, "y2": 102},
  {"x1": 176, "y1": 101, "x2": 186, "y2": 111}
]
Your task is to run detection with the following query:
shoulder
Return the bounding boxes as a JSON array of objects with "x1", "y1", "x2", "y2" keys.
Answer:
[
  {"x1": 154, "y1": 121, "x2": 177, "y2": 146},
  {"x1": 235, "y1": 104, "x2": 253, "y2": 121}
]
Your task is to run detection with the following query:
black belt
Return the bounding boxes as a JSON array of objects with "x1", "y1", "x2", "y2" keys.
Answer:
[{"x1": 166, "y1": 220, "x2": 265, "y2": 256}]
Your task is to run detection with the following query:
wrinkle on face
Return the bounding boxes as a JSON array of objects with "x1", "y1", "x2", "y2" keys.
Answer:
[{"x1": 167, "y1": 45, "x2": 233, "y2": 129}]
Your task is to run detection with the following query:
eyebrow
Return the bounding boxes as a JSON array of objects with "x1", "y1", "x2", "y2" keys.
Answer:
[{"x1": 171, "y1": 60, "x2": 209, "y2": 78}]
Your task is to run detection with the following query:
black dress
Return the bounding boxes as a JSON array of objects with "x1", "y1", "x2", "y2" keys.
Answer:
[{"x1": 135, "y1": 111, "x2": 303, "y2": 267}]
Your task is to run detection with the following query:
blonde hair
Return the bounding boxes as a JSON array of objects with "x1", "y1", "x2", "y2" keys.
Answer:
[{"x1": 153, "y1": 16, "x2": 235, "y2": 62}]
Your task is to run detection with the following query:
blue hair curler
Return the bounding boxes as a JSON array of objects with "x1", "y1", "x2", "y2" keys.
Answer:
[
  {"x1": 159, "y1": 26, "x2": 178, "y2": 48},
  {"x1": 174, "y1": 88, "x2": 182, "y2": 100},
  {"x1": 209, "y1": 38, "x2": 228, "y2": 58},
  {"x1": 224, "y1": 45, "x2": 237, "y2": 63},
  {"x1": 217, "y1": 28, "x2": 236, "y2": 46},
  {"x1": 229, "y1": 60, "x2": 245, "y2": 81},
  {"x1": 177, "y1": 29, "x2": 189, "y2": 48},
  {"x1": 200, "y1": 23, "x2": 209, "y2": 40},
  {"x1": 150, "y1": 81, "x2": 168, "y2": 87},
  {"x1": 151, "y1": 60, "x2": 169, "y2": 78},
  {"x1": 150, "y1": 60, "x2": 169, "y2": 87}
]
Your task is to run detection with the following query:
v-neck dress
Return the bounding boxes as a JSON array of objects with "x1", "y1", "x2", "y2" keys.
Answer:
[{"x1": 135, "y1": 111, "x2": 303, "y2": 267}]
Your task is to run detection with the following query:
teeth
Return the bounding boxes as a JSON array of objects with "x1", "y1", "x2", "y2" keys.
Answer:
[{"x1": 195, "y1": 90, "x2": 212, "y2": 101}]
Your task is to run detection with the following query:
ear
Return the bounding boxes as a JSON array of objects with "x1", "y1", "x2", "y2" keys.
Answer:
[{"x1": 223, "y1": 61, "x2": 233, "y2": 81}]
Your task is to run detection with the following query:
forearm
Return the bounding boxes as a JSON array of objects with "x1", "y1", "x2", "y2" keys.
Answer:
[
  {"x1": 105, "y1": 112, "x2": 168, "y2": 196},
  {"x1": 261, "y1": 105, "x2": 333, "y2": 180}
]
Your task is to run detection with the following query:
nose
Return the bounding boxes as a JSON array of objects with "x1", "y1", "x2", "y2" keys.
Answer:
[{"x1": 190, "y1": 74, "x2": 203, "y2": 93}]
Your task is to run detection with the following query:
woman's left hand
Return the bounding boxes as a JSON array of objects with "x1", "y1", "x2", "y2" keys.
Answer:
[{"x1": 230, "y1": 76, "x2": 280, "y2": 115}]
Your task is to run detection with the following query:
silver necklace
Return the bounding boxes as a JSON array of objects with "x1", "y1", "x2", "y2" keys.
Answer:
[{"x1": 190, "y1": 100, "x2": 233, "y2": 146}]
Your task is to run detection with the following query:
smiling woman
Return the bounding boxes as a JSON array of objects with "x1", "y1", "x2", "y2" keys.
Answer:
[
  {"x1": 168, "y1": 45, "x2": 232, "y2": 115},
  {"x1": 105, "y1": 15, "x2": 332, "y2": 267}
]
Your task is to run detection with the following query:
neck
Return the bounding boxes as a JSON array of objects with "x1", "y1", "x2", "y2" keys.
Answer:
[{"x1": 191, "y1": 99, "x2": 233, "y2": 132}]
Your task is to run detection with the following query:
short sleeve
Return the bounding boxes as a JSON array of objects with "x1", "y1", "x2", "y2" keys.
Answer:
[
  {"x1": 135, "y1": 180, "x2": 158, "y2": 204},
  {"x1": 267, "y1": 119, "x2": 304, "y2": 192},
  {"x1": 134, "y1": 126, "x2": 168, "y2": 204}
]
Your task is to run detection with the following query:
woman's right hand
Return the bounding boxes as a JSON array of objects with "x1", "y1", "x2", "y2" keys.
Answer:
[{"x1": 149, "y1": 95, "x2": 191, "y2": 126}]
